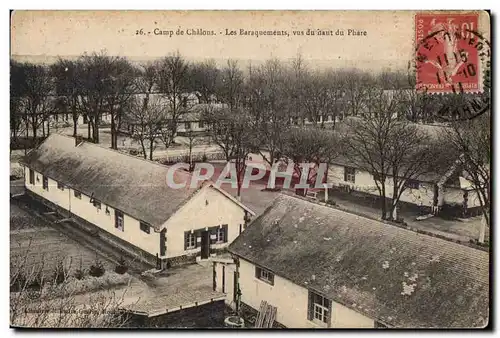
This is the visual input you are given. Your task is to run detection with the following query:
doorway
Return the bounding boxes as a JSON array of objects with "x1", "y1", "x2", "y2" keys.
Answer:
[{"x1": 200, "y1": 230, "x2": 210, "y2": 259}]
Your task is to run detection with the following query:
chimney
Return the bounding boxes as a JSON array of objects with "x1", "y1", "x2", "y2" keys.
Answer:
[{"x1": 75, "y1": 135, "x2": 84, "y2": 147}]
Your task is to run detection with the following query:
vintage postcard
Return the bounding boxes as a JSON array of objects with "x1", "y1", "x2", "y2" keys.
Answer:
[{"x1": 9, "y1": 10, "x2": 490, "y2": 329}]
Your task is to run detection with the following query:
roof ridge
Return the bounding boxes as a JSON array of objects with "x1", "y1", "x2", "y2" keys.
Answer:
[
  {"x1": 52, "y1": 132, "x2": 192, "y2": 175},
  {"x1": 278, "y1": 191, "x2": 488, "y2": 252}
]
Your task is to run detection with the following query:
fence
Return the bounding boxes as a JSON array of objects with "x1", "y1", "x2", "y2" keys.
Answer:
[{"x1": 158, "y1": 151, "x2": 226, "y2": 165}]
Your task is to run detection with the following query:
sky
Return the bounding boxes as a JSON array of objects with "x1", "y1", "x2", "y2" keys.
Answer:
[{"x1": 10, "y1": 10, "x2": 490, "y2": 73}]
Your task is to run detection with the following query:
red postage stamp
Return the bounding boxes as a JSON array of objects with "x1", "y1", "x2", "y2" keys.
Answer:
[{"x1": 415, "y1": 13, "x2": 481, "y2": 94}]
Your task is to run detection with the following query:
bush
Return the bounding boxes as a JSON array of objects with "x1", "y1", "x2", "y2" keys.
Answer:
[
  {"x1": 11, "y1": 272, "x2": 27, "y2": 292},
  {"x1": 28, "y1": 271, "x2": 45, "y2": 290},
  {"x1": 74, "y1": 268, "x2": 85, "y2": 280},
  {"x1": 89, "y1": 258, "x2": 105, "y2": 278},
  {"x1": 52, "y1": 260, "x2": 68, "y2": 285},
  {"x1": 326, "y1": 199, "x2": 337, "y2": 206},
  {"x1": 74, "y1": 259, "x2": 85, "y2": 280},
  {"x1": 114, "y1": 257, "x2": 128, "y2": 275}
]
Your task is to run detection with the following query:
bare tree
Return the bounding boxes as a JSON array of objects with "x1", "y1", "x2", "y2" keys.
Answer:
[
  {"x1": 184, "y1": 126, "x2": 199, "y2": 171},
  {"x1": 127, "y1": 95, "x2": 164, "y2": 160},
  {"x1": 341, "y1": 92, "x2": 441, "y2": 220},
  {"x1": 51, "y1": 58, "x2": 83, "y2": 137},
  {"x1": 156, "y1": 53, "x2": 190, "y2": 149},
  {"x1": 10, "y1": 248, "x2": 132, "y2": 328},
  {"x1": 218, "y1": 59, "x2": 244, "y2": 111},
  {"x1": 11, "y1": 62, "x2": 54, "y2": 141},
  {"x1": 245, "y1": 59, "x2": 290, "y2": 166},
  {"x1": 104, "y1": 58, "x2": 138, "y2": 149},
  {"x1": 10, "y1": 61, "x2": 27, "y2": 147},
  {"x1": 341, "y1": 69, "x2": 369, "y2": 117},
  {"x1": 444, "y1": 112, "x2": 490, "y2": 229},
  {"x1": 204, "y1": 106, "x2": 253, "y2": 198},
  {"x1": 301, "y1": 70, "x2": 344, "y2": 128},
  {"x1": 281, "y1": 127, "x2": 338, "y2": 195},
  {"x1": 188, "y1": 59, "x2": 220, "y2": 103},
  {"x1": 10, "y1": 96, "x2": 25, "y2": 145},
  {"x1": 401, "y1": 63, "x2": 438, "y2": 122},
  {"x1": 78, "y1": 51, "x2": 117, "y2": 143}
]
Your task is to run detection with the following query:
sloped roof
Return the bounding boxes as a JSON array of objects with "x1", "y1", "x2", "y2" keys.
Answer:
[
  {"x1": 228, "y1": 193, "x2": 489, "y2": 328},
  {"x1": 332, "y1": 120, "x2": 462, "y2": 186},
  {"x1": 21, "y1": 134, "x2": 253, "y2": 229},
  {"x1": 179, "y1": 103, "x2": 227, "y2": 122},
  {"x1": 330, "y1": 153, "x2": 461, "y2": 186}
]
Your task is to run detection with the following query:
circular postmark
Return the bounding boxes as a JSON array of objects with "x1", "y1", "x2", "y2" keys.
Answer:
[{"x1": 414, "y1": 13, "x2": 490, "y2": 121}]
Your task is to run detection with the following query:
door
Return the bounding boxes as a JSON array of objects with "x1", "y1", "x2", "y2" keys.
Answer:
[{"x1": 200, "y1": 230, "x2": 210, "y2": 259}]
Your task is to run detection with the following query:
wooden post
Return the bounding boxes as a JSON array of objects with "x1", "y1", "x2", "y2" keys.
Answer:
[
  {"x1": 212, "y1": 262, "x2": 216, "y2": 291},
  {"x1": 478, "y1": 214, "x2": 486, "y2": 244}
]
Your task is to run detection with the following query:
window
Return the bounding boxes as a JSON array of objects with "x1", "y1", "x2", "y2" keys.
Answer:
[
  {"x1": 29, "y1": 169, "x2": 34, "y2": 185},
  {"x1": 74, "y1": 190, "x2": 82, "y2": 199},
  {"x1": 93, "y1": 199, "x2": 101, "y2": 210},
  {"x1": 57, "y1": 181, "x2": 65, "y2": 191},
  {"x1": 115, "y1": 210, "x2": 124, "y2": 231},
  {"x1": 42, "y1": 176, "x2": 49, "y2": 191},
  {"x1": 140, "y1": 222, "x2": 150, "y2": 234},
  {"x1": 185, "y1": 122, "x2": 191, "y2": 130},
  {"x1": 198, "y1": 120, "x2": 204, "y2": 128},
  {"x1": 344, "y1": 167, "x2": 356, "y2": 183},
  {"x1": 215, "y1": 225, "x2": 228, "y2": 243},
  {"x1": 308, "y1": 291, "x2": 331, "y2": 325},
  {"x1": 184, "y1": 231, "x2": 196, "y2": 250},
  {"x1": 255, "y1": 266, "x2": 274, "y2": 285},
  {"x1": 405, "y1": 179, "x2": 420, "y2": 190}
]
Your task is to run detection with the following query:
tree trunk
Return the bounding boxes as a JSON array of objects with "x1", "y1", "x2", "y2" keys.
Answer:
[
  {"x1": 149, "y1": 138, "x2": 154, "y2": 160},
  {"x1": 478, "y1": 213, "x2": 486, "y2": 243},
  {"x1": 390, "y1": 179, "x2": 399, "y2": 221},
  {"x1": 87, "y1": 119, "x2": 91, "y2": 140},
  {"x1": 111, "y1": 115, "x2": 116, "y2": 149},
  {"x1": 380, "y1": 184, "x2": 387, "y2": 220},
  {"x1": 72, "y1": 114, "x2": 78, "y2": 137},
  {"x1": 188, "y1": 143, "x2": 193, "y2": 171},
  {"x1": 138, "y1": 139, "x2": 147, "y2": 159},
  {"x1": 32, "y1": 116, "x2": 37, "y2": 139},
  {"x1": 236, "y1": 161, "x2": 245, "y2": 198},
  {"x1": 24, "y1": 116, "x2": 29, "y2": 155},
  {"x1": 93, "y1": 113, "x2": 100, "y2": 143}
]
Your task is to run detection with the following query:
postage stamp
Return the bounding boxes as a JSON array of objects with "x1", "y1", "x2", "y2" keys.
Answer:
[{"x1": 415, "y1": 12, "x2": 483, "y2": 94}]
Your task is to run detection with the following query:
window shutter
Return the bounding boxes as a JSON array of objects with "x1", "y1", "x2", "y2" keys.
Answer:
[
  {"x1": 307, "y1": 291, "x2": 314, "y2": 320},
  {"x1": 195, "y1": 231, "x2": 200, "y2": 248},
  {"x1": 269, "y1": 273, "x2": 275, "y2": 286},
  {"x1": 326, "y1": 298, "x2": 332, "y2": 327},
  {"x1": 343, "y1": 167, "x2": 347, "y2": 182},
  {"x1": 184, "y1": 231, "x2": 188, "y2": 250},
  {"x1": 212, "y1": 227, "x2": 219, "y2": 244},
  {"x1": 233, "y1": 270, "x2": 238, "y2": 302},
  {"x1": 223, "y1": 224, "x2": 228, "y2": 242},
  {"x1": 255, "y1": 266, "x2": 261, "y2": 279}
]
